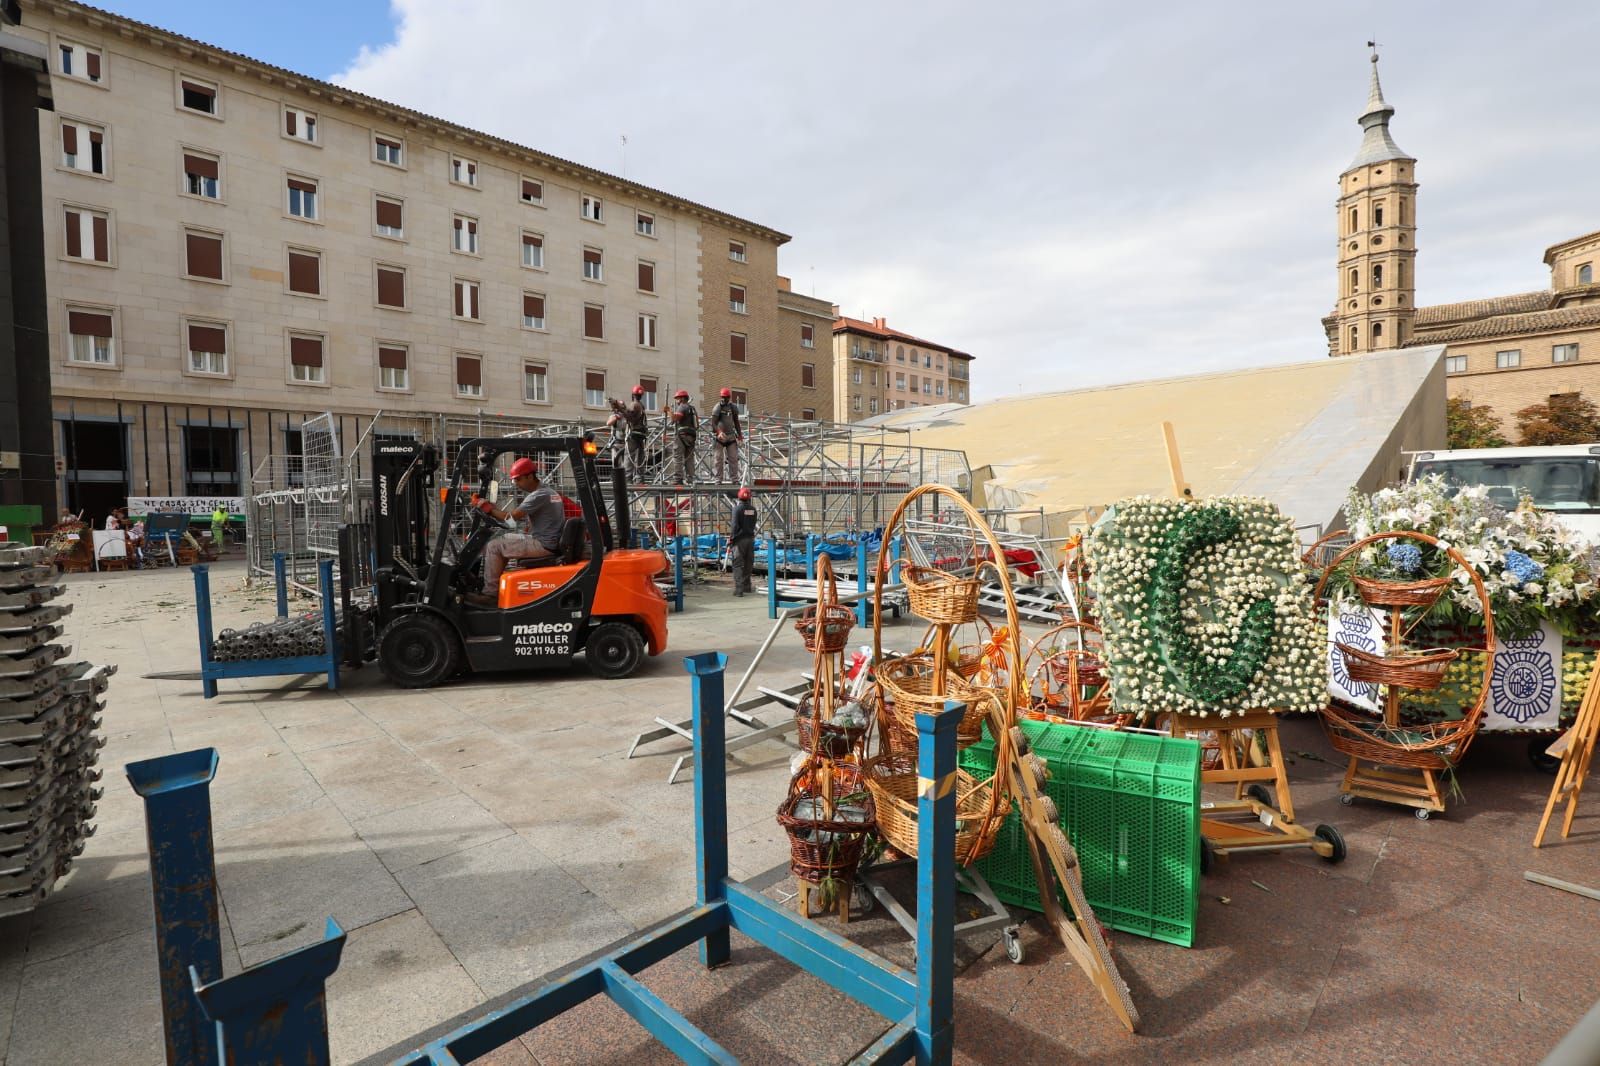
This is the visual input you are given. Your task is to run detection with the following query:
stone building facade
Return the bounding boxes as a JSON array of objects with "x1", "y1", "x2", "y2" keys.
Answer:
[
  {"x1": 18, "y1": 0, "x2": 809, "y2": 518},
  {"x1": 831, "y1": 315, "x2": 972, "y2": 423}
]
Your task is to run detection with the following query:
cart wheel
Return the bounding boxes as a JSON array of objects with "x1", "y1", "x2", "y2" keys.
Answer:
[
  {"x1": 852, "y1": 883, "x2": 874, "y2": 915},
  {"x1": 1414, "y1": 807, "x2": 1431, "y2": 821},
  {"x1": 1199, "y1": 837, "x2": 1216, "y2": 875},
  {"x1": 1003, "y1": 927, "x2": 1025, "y2": 965},
  {"x1": 1313, "y1": 824, "x2": 1346, "y2": 864},
  {"x1": 1338, "y1": 793, "x2": 1355, "y2": 807},
  {"x1": 1246, "y1": 783, "x2": 1274, "y2": 808},
  {"x1": 1527, "y1": 736, "x2": 1561, "y2": 775}
]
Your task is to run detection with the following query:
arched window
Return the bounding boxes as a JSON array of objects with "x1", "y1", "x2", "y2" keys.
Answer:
[
  {"x1": 1373, "y1": 263, "x2": 1384, "y2": 288},
  {"x1": 1372, "y1": 322, "x2": 1384, "y2": 347},
  {"x1": 1349, "y1": 206, "x2": 1358, "y2": 233},
  {"x1": 1349, "y1": 325, "x2": 1359, "y2": 352},
  {"x1": 1399, "y1": 199, "x2": 1408, "y2": 225},
  {"x1": 1349, "y1": 267, "x2": 1359, "y2": 294},
  {"x1": 1580, "y1": 263, "x2": 1594, "y2": 285},
  {"x1": 1398, "y1": 259, "x2": 1407, "y2": 287},
  {"x1": 1374, "y1": 203, "x2": 1385, "y2": 227}
]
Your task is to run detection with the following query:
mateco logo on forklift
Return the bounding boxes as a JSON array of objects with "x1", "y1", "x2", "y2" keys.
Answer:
[{"x1": 511, "y1": 621, "x2": 574, "y2": 655}]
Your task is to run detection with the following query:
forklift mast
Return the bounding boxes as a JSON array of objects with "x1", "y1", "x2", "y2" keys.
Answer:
[{"x1": 370, "y1": 436, "x2": 438, "y2": 615}]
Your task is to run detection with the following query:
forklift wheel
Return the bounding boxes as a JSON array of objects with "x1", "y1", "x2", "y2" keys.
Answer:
[
  {"x1": 585, "y1": 621, "x2": 645, "y2": 680},
  {"x1": 378, "y1": 614, "x2": 462, "y2": 689}
]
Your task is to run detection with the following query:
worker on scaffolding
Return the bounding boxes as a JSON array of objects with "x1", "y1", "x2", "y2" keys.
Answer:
[
  {"x1": 729, "y1": 486, "x2": 757, "y2": 597},
  {"x1": 606, "y1": 386, "x2": 650, "y2": 481},
  {"x1": 669, "y1": 388, "x2": 698, "y2": 485},
  {"x1": 711, "y1": 387, "x2": 744, "y2": 485}
]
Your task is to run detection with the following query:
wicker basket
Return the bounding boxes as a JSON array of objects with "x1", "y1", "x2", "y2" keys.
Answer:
[
  {"x1": 795, "y1": 603, "x2": 856, "y2": 654},
  {"x1": 861, "y1": 752, "x2": 1007, "y2": 866},
  {"x1": 777, "y1": 761, "x2": 875, "y2": 885},
  {"x1": 876, "y1": 655, "x2": 988, "y2": 750},
  {"x1": 902, "y1": 564, "x2": 981, "y2": 624},
  {"x1": 1321, "y1": 703, "x2": 1462, "y2": 770},
  {"x1": 794, "y1": 690, "x2": 871, "y2": 758},
  {"x1": 1338, "y1": 642, "x2": 1458, "y2": 692},
  {"x1": 1351, "y1": 573, "x2": 1452, "y2": 609}
]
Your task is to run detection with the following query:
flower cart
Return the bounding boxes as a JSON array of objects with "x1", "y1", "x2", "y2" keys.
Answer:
[
  {"x1": 1085, "y1": 495, "x2": 1345, "y2": 868},
  {"x1": 1317, "y1": 531, "x2": 1496, "y2": 818}
]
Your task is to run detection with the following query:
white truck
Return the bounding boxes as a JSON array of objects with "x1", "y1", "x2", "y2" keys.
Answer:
[{"x1": 1408, "y1": 444, "x2": 1600, "y2": 543}]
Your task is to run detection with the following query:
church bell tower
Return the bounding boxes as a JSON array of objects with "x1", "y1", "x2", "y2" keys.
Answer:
[{"x1": 1324, "y1": 47, "x2": 1417, "y2": 356}]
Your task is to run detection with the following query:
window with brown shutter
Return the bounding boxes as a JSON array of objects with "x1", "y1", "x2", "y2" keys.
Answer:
[
  {"x1": 91, "y1": 215, "x2": 108, "y2": 261},
  {"x1": 521, "y1": 179, "x2": 542, "y2": 203},
  {"x1": 188, "y1": 323, "x2": 226, "y2": 353},
  {"x1": 183, "y1": 153, "x2": 219, "y2": 179},
  {"x1": 290, "y1": 335, "x2": 323, "y2": 366},
  {"x1": 85, "y1": 50, "x2": 101, "y2": 80},
  {"x1": 801, "y1": 363, "x2": 815, "y2": 388},
  {"x1": 583, "y1": 247, "x2": 603, "y2": 281},
  {"x1": 453, "y1": 280, "x2": 479, "y2": 320},
  {"x1": 62, "y1": 123, "x2": 77, "y2": 155},
  {"x1": 287, "y1": 250, "x2": 320, "y2": 295},
  {"x1": 377, "y1": 266, "x2": 405, "y2": 308},
  {"x1": 585, "y1": 371, "x2": 605, "y2": 391},
  {"x1": 68, "y1": 311, "x2": 113, "y2": 337},
  {"x1": 583, "y1": 305, "x2": 604, "y2": 339},
  {"x1": 374, "y1": 135, "x2": 403, "y2": 166},
  {"x1": 186, "y1": 232, "x2": 223, "y2": 279},
  {"x1": 730, "y1": 333, "x2": 746, "y2": 363},
  {"x1": 729, "y1": 285, "x2": 746, "y2": 312},
  {"x1": 375, "y1": 197, "x2": 403, "y2": 233},
  {"x1": 456, "y1": 355, "x2": 482, "y2": 387},
  {"x1": 522, "y1": 292, "x2": 545, "y2": 325},
  {"x1": 181, "y1": 80, "x2": 217, "y2": 114},
  {"x1": 637, "y1": 260, "x2": 654, "y2": 292},
  {"x1": 801, "y1": 323, "x2": 814, "y2": 348},
  {"x1": 64, "y1": 210, "x2": 81, "y2": 258},
  {"x1": 378, "y1": 346, "x2": 406, "y2": 370},
  {"x1": 521, "y1": 231, "x2": 543, "y2": 268}
]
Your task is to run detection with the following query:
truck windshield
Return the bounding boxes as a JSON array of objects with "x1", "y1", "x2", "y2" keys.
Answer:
[{"x1": 1413, "y1": 457, "x2": 1600, "y2": 513}]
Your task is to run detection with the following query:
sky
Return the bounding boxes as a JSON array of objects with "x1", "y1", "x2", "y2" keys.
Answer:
[{"x1": 97, "y1": 1, "x2": 1600, "y2": 402}]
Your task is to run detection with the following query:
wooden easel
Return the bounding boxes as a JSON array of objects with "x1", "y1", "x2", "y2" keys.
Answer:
[{"x1": 1534, "y1": 652, "x2": 1600, "y2": 847}]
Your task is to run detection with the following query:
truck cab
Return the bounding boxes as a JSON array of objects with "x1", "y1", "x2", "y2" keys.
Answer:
[{"x1": 1408, "y1": 445, "x2": 1600, "y2": 543}]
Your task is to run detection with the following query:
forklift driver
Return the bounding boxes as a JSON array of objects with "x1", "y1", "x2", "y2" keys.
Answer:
[{"x1": 466, "y1": 456, "x2": 566, "y2": 607}]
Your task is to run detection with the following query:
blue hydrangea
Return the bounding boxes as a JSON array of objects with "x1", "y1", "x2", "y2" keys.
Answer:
[
  {"x1": 1386, "y1": 542, "x2": 1424, "y2": 575},
  {"x1": 1505, "y1": 550, "x2": 1545, "y2": 586}
]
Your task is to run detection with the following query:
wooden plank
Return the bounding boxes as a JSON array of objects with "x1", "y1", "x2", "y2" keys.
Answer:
[{"x1": 1525, "y1": 871, "x2": 1600, "y2": 902}]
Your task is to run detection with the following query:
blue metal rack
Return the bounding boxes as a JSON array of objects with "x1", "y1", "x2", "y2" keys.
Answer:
[
  {"x1": 192, "y1": 556, "x2": 341, "y2": 699},
  {"x1": 129, "y1": 654, "x2": 962, "y2": 1064}
]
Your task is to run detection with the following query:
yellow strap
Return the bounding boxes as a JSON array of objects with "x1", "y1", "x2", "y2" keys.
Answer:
[{"x1": 916, "y1": 772, "x2": 957, "y2": 800}]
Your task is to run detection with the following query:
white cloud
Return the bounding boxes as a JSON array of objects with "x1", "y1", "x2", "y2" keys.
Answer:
[{"x1": 334, "y1": 0, "x2": 1600, "y2": 402}]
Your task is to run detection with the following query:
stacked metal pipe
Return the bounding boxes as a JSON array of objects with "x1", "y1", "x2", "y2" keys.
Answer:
[
  {"x1": 0, "y1": 544, "x2": 111, "y2": 918},
  {"x1": 212, "y1": 612, "x2": 331, "y2": 662}
]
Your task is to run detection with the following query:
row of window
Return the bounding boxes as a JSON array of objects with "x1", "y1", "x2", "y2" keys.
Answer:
[
  {"x1": 847, "y1": 366, "x2": 949, "y2": 396},
  {"x1": 1347, "y1": 320, "x2": 1406, "y2": 351},
  {"x1": 846, "y1": 393, "x2": 961, "y2": 416},
  {"x1": 1345, "y1": 197, "x2": 1409, "y2": 235},
  {"x1": 1345, "y1": 260, "x2": 1408, "y2": 296},
  {"x1": 1445, "y1": 344, "x2": 1581, "y2": 374}
]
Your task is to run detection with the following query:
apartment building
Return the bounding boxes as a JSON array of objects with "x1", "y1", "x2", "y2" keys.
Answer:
[
  {"x1": 20, "y1": 0, "x2": 801, "y2": 518},
  {"x1": 832, "y1": 315, "x2": 972, "y2": 423}
]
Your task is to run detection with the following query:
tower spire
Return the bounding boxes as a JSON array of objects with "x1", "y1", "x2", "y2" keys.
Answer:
[{"x1": 1349, "y1": 44, "x2": 1411, "y2": 169}]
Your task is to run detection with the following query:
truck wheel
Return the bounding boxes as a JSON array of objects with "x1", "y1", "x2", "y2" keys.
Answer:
[
  {"x1": 586, "y1": 621, "x2": 644, "y2": 679},
  {"x1": 378, "y1": 614, "x2": 461, "y2": 689}
]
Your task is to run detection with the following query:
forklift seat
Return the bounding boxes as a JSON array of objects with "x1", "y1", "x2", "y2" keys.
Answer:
[{"x1": 504, "y1": 519, "x2": 586, "y2": 572}]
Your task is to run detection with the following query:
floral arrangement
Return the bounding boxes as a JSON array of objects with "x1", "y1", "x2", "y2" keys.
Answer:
[
  {"x1": 1085, "y1": 496, "x2": 1326, "y2": 718},
  {"x1": 1337, "y1": 475, "x2": 1600, "y2": 638}
]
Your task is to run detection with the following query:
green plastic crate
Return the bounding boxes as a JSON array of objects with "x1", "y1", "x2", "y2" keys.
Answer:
[{"x1": 960, "y1": 720, "x2": 1201, "y2": 947}]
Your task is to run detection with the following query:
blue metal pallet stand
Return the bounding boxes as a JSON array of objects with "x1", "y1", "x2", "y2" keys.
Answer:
[
  {"x1": 130, "y1": 654, "x2": 961, "y2": 1064},
  {"x1": 193, "y1": 557, "x2": 340, "y2": 699}
]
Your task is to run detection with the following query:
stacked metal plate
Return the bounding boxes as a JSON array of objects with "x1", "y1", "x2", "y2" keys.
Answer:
[{"x1": 0, "y1": 544, "x2": 111, "y2": 918}]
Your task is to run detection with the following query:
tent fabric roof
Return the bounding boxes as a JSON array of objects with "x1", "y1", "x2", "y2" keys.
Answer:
[{"x1": 868, "y1": 346, "x2": 1446, "y2": 534}]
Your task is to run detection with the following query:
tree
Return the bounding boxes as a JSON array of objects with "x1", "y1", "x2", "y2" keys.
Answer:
[
  {"x1": 1446, "y1": 397, "x2": 1509, "y2": 449},
  {"x1": 1515, "y1": 393, "x2": 1600, "y2": 446}
]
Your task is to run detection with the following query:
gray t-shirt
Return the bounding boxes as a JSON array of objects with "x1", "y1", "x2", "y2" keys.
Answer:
[{"x1": 516, "y1": 485, "x2": 566, "y2": 549}]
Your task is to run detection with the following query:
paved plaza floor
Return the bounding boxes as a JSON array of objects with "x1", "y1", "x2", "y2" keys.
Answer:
[{"x1": 1, "y1": 559, "x2": 1596, "y2": 1064}]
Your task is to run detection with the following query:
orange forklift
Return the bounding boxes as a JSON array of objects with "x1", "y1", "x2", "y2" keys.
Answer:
[{"x1": 366, "y1": 434, "x2": 667, "y2": 687}]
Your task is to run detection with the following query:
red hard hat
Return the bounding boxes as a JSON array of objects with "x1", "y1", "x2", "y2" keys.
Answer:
[
  {"x1": 737, "y1": 487, "x2": 751, "y2": 500},
  {"x1": 632, "y1": 385, "x2": 645, "y2": 396},
  {"x1": 720, "y1": 388, "x2": 732, "y2": 398},
  {"x1": 674, "y1": 389, "x2": 689, "y2": 399},
  {"x1": 509, "y1": 457, "x2": 537, "y2": 479}
]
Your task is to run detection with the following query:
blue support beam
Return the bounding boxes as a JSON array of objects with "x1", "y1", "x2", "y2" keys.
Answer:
[
  {"x1": 191, "y1": 917, "x2": 346, "y2": 1066},
  {"x1": 686, "y1": 652, "x2": 731, "y2": 968},
  {"x1": 671, "y1": 538, "x2": 685, "y2": 613},
  {"x1": 600, "y1": 960, "x2": 739, "y2": 1065},
  {"x1": 126, "y1": 748, "x2": 223, "y2": 1066},
  {"x1": 273, "y1": 552, "x2": 288, "y2": 618},
  {"x1": 915, "y1": 702, "x2": 961, "y2": 1064}
]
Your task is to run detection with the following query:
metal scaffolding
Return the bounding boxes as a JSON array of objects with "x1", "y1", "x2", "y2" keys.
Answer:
[{"x1": 244, "y1": 408, "x2": 971, "y2": 594}]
